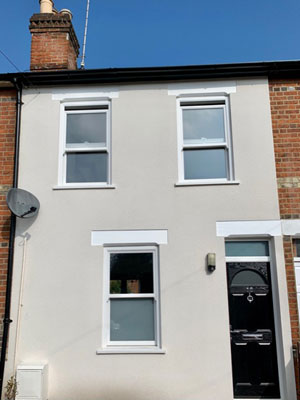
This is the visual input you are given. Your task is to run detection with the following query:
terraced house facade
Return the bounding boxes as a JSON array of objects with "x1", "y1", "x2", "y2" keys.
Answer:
[{"x1": 1, "y1": 1, "x2": 300, "y2": 400}]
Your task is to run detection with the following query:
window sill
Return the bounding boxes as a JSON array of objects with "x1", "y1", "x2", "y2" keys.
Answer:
[
  {"x1": 53, "y1": 184, "x2": 116, "y2": 190},
  {"x1": 175, "y1": 180, "x2": 240, "y2": 187},
  {"x1": 96, "y1": 347, "x2": 166, "y2": 355}
]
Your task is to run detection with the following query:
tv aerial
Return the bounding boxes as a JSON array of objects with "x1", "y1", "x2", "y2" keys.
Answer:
[
  {"x1": 6, "y1": 188, "x2": 40, "y2": 219},
  {"x1": 80, "y1": 0, "x2": 90, "y2": 69}
]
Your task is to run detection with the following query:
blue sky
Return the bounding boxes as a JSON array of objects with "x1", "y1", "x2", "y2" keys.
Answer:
[{"x1": 1, "y1": 0, "x2": 300, "y2": 73}]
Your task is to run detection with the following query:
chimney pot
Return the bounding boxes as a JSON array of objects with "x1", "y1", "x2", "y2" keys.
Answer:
[
  {"x1": 60, "y1": 9, "x2": 73, "y2": 19},
  {"x1": 39, "y1": 0, "x2": 54, "y2": 14}
]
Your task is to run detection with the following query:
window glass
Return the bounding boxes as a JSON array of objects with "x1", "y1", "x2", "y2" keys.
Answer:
[
  {"x1": 184, "y1": 149, "x2": 227, "y2": 180},
  {"x1": 66, "y1": 153, "x2": 107, "y2": 183},
  {"x1": 225, "y1": 241, "x2": 269, "y2": 257},
  {"x1": 66, "y1": 113, "x2": 106, "y2": 147},
  {"x1": 110, "y1": 253, "x2": 153, "y2": 294},
  {"x1": 183, "y1": 108, "x2": 225, "y2": 144},
  {"x1": 231, "y1": 270, "x2": 266, "y2": 286},
  {"x1": 110, "y1": 299, "x2": 155, "y2": 341},
  {"x1": 295, "y1": 239, "x2": 300, "y2": 257}
]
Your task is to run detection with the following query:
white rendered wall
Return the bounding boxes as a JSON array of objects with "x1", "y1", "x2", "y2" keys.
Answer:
[{"x1": 4, "y1": 79, "x2": 296, "y2": 400}]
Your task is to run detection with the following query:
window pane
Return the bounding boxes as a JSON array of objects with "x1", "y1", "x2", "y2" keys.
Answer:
[
  {"x1": 231, "y1": 270, "x2": 266, "y2": 286},
  {"x1": 66, "y1": 152, "x2": 107, "y2": 183},
  {"x1": 110, "y1": 253, "x2": 153, "y2": 294},
  {"x1": 66, "y1": 113, "x2": 106, "y2": 148},
  {"x1": 225, "y1": 241, "x2": 269, "y2": 257},
  {"x1": 183, "y1": 108, "x2": 225, "y2": 145},
  {"x1": 295, "y1": 240, "x2": 300, "y2": 257},
  {"x1": 110, "y1": 299, "x2": 155, "y2": 341},
  {"x1": 184, "y1": 149, "x2": 227, "y2": 180}
]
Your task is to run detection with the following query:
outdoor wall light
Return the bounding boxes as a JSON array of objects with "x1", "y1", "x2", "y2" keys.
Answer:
[{"x1": 207, "y1": 253, "x2": 216, "y2": 273}]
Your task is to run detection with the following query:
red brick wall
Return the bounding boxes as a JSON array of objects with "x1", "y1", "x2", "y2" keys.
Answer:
[
  {"x1": 0, "y1": 89, "x2": 16, "y2": 353},
  {"x1": 269, "y1": 79, "x2": 300, "y2": 397},
  {"x1": 30, "y1": 31, "x2": 77, "y2": 71}
]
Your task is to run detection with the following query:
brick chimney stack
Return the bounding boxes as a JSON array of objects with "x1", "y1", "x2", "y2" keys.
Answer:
[{"x1": 29, "y1": 0, "x2": 80, "y2": 71}]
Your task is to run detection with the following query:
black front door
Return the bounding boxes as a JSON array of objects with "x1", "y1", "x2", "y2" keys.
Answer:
[{"x1": 226, "y1": 261, "x2": 280, "y2": 398}]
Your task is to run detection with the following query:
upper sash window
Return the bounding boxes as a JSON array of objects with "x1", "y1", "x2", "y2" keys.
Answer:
[
  {"x1": 59, "y1": 102, "x2": 111, "y2": 186},
  {"x1": 178, "y1": 97, "x2": 234, "y2": 183}
]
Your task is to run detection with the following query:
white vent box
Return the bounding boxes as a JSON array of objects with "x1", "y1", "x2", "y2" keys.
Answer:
[{"x1": 16, "y1": 365, "x2": 48, "y2": 400}]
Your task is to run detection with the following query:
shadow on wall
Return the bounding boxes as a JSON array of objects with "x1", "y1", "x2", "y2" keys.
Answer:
[
  {"x1": 14, "y1": 214, "x2": 38, "y2": 237},
  {"x1": 0, "y1": 214, "x2": 38, "y2": 240}
]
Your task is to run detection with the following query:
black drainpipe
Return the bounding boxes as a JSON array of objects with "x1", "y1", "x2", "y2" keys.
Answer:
[{"x1": 0, "y1": 78, "x2": 22, "y2": 397}]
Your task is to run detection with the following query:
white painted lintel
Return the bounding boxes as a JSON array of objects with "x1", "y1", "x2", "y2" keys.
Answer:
[
  {"x1": 168, "y1": 80, "x2": 236, "y2": 96},
  {"x1": 52, "y1": 86, "x2": 119, "y2": 101},
  {"x1": 216, "y1": 220, "x2": 282, "y2": 237},
  {"x1": 91, "y1": 230, "x2": 168, "y2": 246},
  {"x1": 281, "y1": 220, "x2": 300, "y2": 236}
]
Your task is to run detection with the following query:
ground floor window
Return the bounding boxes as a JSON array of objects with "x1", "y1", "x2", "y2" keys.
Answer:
[{"x1": 103, "y1": 246, "x2": 160, "y2": 348}]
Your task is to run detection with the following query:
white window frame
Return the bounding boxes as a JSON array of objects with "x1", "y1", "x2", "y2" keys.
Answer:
[
  {"x1": 177, "y1": 95, "x2": 234, "y2": 185},
  {"x1": 102, "y1": 246, "x2": 161, "y2": 350},
  {"x1": 58, "y1": 100, "x2": 111, "y2": 188}
]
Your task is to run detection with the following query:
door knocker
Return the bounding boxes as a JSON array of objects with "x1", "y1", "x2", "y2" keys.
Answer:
[{"x1": 247, "y1": 292, "x2": 254, "y2": 303}]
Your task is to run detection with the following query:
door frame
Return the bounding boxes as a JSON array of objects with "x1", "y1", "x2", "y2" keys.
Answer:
[{"x1": 225, "y1": 238, "x2": 286, "y2": 400}]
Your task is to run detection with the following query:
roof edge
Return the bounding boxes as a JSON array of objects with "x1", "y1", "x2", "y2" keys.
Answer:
[{"x1": 2, "y1": 60, "x2": 300, "y2": 87}]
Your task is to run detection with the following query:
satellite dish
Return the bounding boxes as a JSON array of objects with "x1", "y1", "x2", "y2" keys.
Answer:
[{"x1": 6, "y1": 188, "x2": 40, "y2": 218}]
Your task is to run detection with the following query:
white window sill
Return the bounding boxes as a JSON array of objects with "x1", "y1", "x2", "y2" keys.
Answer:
[
  {"x1": 53, "y1": 184, "x2": 116, "y2": 190},
  {"x1": 96, "y1": 348, "x2": 166, "y2": 355},
  {"x1": 175, "y1": 180, "x2": 240, "y2": 187}
]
